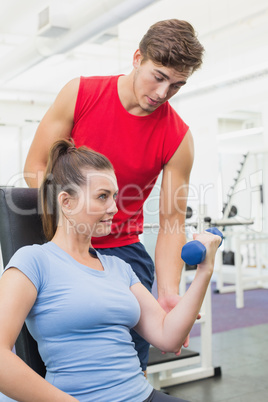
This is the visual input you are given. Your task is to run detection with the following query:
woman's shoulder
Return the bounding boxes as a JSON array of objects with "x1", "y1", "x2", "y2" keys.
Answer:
[
  {"x1": 4, "y1": 243, "x2": 50, "y2": 291},
  {"x1": 97, "y1": 252, "x2": 128, "y2": 269},
  {"x1": 12, "y1": 243, "x2": 48, "y2": 258},
  {"x1": 97, "y1": 252, "x2": 140, "y2": 285},
  {"x1": 4, "y1": 243, "x2": 50, "y2": 274}
]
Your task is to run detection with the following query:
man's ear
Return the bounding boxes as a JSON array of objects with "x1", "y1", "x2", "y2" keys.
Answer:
[{"x1": 133, "y1": 49, "x2": 142, "y2": 68}]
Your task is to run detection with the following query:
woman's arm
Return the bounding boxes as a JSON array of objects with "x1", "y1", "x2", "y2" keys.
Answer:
[
  {"x1": 131, "y1": 232, "x2": 221, "y2": 353},
  {"x1": 0, "y1": 268, "x2": 78, "y2": 402}
]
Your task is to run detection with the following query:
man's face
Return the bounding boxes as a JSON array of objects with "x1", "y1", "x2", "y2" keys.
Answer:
[{"x1": 132, "y1": 50, "x2": 192, "y2": 115}]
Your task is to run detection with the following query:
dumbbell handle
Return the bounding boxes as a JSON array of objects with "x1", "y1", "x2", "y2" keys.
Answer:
[{"x1": 181, "y1": 227, "x2": 223, "y2": 266}]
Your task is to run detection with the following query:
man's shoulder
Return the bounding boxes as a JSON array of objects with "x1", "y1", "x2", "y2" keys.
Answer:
[
  {"x1": 159, "y1": 101, "x2": 187, "y2": 129},
  {"x1": 164, "y1": 101, "x2": 181, "y2": 117},
  {"x1": 80, "y1": 74, "x2": 121, "y2": 86},
  {"x1": 78, "y1": 75, "x2": 121, "y2": 97}
]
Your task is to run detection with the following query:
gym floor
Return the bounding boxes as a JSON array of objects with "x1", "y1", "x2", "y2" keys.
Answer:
[{"x1": 163, "y1": 323, "x2": 268, "y2": 402}]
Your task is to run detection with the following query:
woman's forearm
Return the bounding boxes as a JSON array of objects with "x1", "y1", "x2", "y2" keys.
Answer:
[
  {"x1": 0, "y1": 349, "x2": 78, "y2": 402},
  {"x1": 160, "y1": 267, "x2": 213, "y2": 353}
]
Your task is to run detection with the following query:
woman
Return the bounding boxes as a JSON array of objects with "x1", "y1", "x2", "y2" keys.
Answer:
[{"x1": 0, "y1": 140, "x2": 221, "y2": 402}]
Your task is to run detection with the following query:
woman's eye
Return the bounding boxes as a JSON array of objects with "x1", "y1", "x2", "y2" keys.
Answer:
[
  {"x1": 155, "y1": 76, "x2": 163, "y2": 82},
  {"x1": 99, "y1": 194, "x2": 107, "y2": 200}
]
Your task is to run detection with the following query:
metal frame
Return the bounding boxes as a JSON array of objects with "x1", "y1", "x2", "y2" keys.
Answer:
[{"x1": 216, "y1": 231, "x2": 268, "y2": 308}]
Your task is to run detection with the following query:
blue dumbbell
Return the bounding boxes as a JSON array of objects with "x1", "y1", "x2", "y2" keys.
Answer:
[{"x1": 181, "y1": 227, "x2": 223, "y2": 266}]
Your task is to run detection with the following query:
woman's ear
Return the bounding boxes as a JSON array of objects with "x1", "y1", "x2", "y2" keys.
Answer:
[{"x1": 58, "y1": 191, "x2": 72, "y2": 215}]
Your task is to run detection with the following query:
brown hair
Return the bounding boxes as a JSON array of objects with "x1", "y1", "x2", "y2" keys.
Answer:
[
  {"x1": 139, "y1": 19, "x2": 204, "y2": 73},
  {"x1": 39, "y1": 140, "x2": 114, "y2": 241}
]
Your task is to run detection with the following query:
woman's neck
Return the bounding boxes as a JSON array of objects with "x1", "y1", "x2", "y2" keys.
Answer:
[
  {"x1": 51, "y1": 229, "x2": 104, "y2": 271},
  {"x1": 52, "y1": 227, "x2": 92, "y2": 258}
]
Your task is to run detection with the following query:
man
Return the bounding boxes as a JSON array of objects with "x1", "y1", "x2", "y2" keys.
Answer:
[{"x1": 24, "y1": 19, "x2": 204, "y2": 372}]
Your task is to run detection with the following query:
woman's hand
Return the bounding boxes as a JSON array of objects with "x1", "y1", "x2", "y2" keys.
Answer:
[{"x1": 193, "y1": 231, "x2": 222, "y2": 273}]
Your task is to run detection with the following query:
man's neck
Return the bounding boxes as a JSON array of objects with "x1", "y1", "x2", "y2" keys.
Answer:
[{"x1": 117, "y1": 73, "x2": 152, "y2": 117}]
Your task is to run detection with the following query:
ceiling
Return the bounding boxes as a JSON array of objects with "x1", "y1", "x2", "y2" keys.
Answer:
[{"x1": 0, "y1": 0, "x2": 268, "y2": 105}]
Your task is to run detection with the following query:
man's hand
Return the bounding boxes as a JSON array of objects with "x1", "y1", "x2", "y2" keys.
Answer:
[{"x1": 158, "y1": 293, "x2": 201, "y2": 355}]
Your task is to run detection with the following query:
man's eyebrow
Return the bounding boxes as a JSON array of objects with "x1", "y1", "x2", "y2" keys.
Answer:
[{"x1": 154, "y1": 69, "x2": 187, "y2": 85}]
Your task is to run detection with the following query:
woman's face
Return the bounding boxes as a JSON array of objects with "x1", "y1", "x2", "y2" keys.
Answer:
[{"x1": 65, "y1": 169, "x2": 118, "y2": 238}]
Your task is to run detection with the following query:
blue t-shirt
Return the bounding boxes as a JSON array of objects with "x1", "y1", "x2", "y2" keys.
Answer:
[{"x1": 4, "y1": 242, "x2": 153, "y2": 401}]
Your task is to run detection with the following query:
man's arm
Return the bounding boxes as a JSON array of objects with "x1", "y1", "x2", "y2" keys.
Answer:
[
  {"x1": 155, "y1": 129, "x2": 194, "y2": 311},
  {"x1": 24, "y1": 78, "x2": 80, "y2": 188}
]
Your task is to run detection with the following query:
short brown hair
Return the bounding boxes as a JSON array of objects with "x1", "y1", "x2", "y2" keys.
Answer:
[
  {"x1": 39, "y1": 140, "x2": 114, "y2": 241},
  {"x1": 139, "y1": 19, "x2": 204, "y2": 73}
]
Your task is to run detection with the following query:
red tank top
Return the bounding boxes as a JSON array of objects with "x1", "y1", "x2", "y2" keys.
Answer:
[{"x1": 72, "y1": 75, "x2": 189, "y2": 248}]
